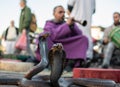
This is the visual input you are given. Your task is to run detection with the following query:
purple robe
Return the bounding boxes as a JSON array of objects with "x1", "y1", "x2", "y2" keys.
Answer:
[{"x1": 35, "y1": 20, "x2": 88, "y2": 61}]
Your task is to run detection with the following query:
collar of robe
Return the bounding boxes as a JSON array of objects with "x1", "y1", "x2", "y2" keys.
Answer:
[{"x1": 52, "y1": 19, "x2": 65, "y2": 24}]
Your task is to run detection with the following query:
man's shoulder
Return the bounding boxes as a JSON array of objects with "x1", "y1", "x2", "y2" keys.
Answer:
[
  {"x1": 25, "y1": 6, "x2": 31, "y2": 11},
  {"x1": 44, "y1": 20, "x2": 58, "y2": 28},
  {"x1": 106, "y1": 25, "x2": 114, "y2": 30},
  {"x1": 46, "y1": 19, "x2": 54, "y2": 22},
  {"x1": 45, "y1": 20, "x2": 54, "y2": 24},
  {"x1": 108, "y1": 24, "x2": 120, "y2": 30},
  {"x1": 15, "y1": 27, "x2": 18, "y2": 30},
  {"x1": 104, "y1": 24, "x2": 117, "y2": 34}
]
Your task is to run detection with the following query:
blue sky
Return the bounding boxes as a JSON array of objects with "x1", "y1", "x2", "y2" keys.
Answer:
[{"x1": 0, "y1": 0, "x2": 120, "y2": 35}]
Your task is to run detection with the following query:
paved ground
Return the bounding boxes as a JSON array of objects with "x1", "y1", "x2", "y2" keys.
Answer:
[
  {"x1": 0, "y1": 69, "x2": 72, "y2": 78},
  {"x1": 0, "y1": 69, "x2": 72, "y2": 87},
  {"x1": 0, "y1": 70, "x2": 120, "y2": 87},
  {"x1": 0, "y1": 61, "x2": 119, "y2": 87}
]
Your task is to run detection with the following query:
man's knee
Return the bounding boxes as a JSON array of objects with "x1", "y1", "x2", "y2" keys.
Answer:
[
  {"x1": 103, "y1": 42, "x2": 115, "y2": 59},
  {"x1": 82, "y1": 36, "x2": 89, "y2": 48},
  {"x1": 106, "y1": 42, "x2": 115, "y2": 51},
  {"x1": 82, "y1": 35, "x2": 88, "y2": 43}
]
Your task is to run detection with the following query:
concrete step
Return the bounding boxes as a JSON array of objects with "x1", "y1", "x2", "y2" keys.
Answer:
[{"x1": 0, "y1": 59, "x2": 34, "y2": 72}]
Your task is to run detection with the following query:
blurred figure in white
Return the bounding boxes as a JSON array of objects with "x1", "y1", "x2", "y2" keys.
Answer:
[
  {"x1": 67, "y1": 0, "x2": 96, "y2": 67},
  {"x1": 4, "y1": 20, "x2": 19, "y2": 54}
]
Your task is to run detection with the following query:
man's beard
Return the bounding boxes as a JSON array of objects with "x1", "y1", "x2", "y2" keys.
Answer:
[
  {"x1": 114, "y1": 21, "x2": 120, "y2": 26},
  {"x1": 61, "y1": 16, "x2": 65, "y2": 21}
]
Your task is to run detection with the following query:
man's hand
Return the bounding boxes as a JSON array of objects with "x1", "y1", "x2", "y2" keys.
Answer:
[
  {"x1": 103, "y1": 38, "x2": 109, "y2": 44},
  {"x1": 40, "y1": 33, "x2": 50, "y2": 40},
  {"x1": 22, "y1": 28, "x2": 26, "y2": 32},
  {"x1": 66, "y1": 17, "x2": 74, "y2": 25},
  {"x1": 67, "y1": 10, "x2": 70, "y2": 16}
]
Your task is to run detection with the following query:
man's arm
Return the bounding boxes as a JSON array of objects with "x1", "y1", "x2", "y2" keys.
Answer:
[
  {"x1": 67, "y1": 0, "x2": 75, "y2": 13},
  {"x1": 73, "y1": 24, "x2": 83, "y2": 35},
  {"x1": 4, "y1": 28, "x2": 9, "y2": 40},
  {"x1": 67, "y1": 18, "x2": 82, "y2": 35},
  {"x1": 67, "y1": 0, "x2": 75, "y2": 7},
  {"x1": 22, "y1": 7, "x2": 31, "y2": 29},
  {"x1": 15, "y1": 27, "x2": 19, "y2": 36},
  {"x1": 44, "y1": 19, "x2": 82, "y2": 41},
  {"x1": 92, "y1": 0, "x2": 96, "y2": 14},
  {"x1": 44, "y1": 20, "x2": 75, "y2": 41},
  {"x1": 45, "y1": 22, "x2": 71, "y2": 40},
  {"x1": 68, "y1": 5, "x2": 73, "y2": 13},
  {"x1": 103, "y1": 26, "x2": 112, "y2": 44}
]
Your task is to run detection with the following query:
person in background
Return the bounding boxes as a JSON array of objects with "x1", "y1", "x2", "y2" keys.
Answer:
[
  {"x1": 67, "y1": 0, "x2": 96, "y2": 67},
  {"x1": 4, "y1": 20, "x2": 19, "y2": 54},
  {"x1": 101, "y1": 12, "x2": 120, "y2": 68},
  {"x1": 16, "y1": 0, "x2": 34, "y2": 60}
]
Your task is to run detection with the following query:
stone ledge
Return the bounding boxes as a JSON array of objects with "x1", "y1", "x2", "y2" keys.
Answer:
[{"x1": 0, "y1": 59, "x2": 34, "y2": 72}]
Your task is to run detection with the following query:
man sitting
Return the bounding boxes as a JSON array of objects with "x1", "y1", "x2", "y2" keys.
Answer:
[
  {"x1": 41, "y1": 5, "x2": 88, "y2": 66},
  {"x1": 25, "y1": 5, "x2": 88, "y2": 79},
  {"x1": 101, "y1": 12, "x2": 120, "y2": 68}
]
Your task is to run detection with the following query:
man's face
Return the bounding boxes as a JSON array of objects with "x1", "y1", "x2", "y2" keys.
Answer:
[
  {"x1": 113, "y1": 13, "x2": 120, "y2": 24},
  {"x1": 54, "y1": 7, "x2": 65, "y2": 21},
  {"x1": 11, "y1": 21, "x2": 14, "y2": 27},
  {"x1": 20, "y1": 1, "x2": 25, "y2": 8}
]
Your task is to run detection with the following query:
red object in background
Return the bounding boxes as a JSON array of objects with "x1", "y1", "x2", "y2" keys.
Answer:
[
  {"x1": 92, "y1": 37, "x2": 97, "y2": 43},
  {"x1": 15, "y1": 30, "x2": 27, "y2": 50},
  {"x1": 73, "y1": 68, "x2": 120, "y2": 83}
]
